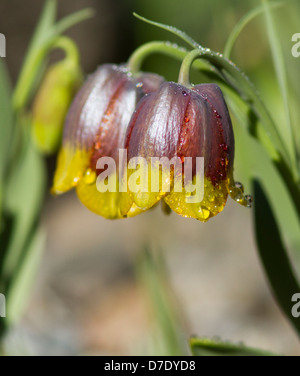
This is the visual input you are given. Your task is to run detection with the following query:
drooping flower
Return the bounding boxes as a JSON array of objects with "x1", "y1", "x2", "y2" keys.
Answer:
[
  {"x1": 122, "y1": 81, "x2": 251, "y2": 222},
  {"x1": 51, "y1": 64, "x2": 164, "y2": 218}
]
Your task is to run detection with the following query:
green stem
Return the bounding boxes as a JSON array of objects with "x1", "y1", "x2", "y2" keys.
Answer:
[
  {"x1": 52, "y1": 36, "x2": 80, "y2": 65},
  {"x1": 13, "y1": 44, "x2": 50, "y2": 111},
  {"x1": 194, "y1": 49, "x2": 291, "y2": 169},
  {"x1": 262, "y1": 0, "x2": 298, "y2": 176},
  {"x1": 178, "y1": 48, "x2": 207, "y2": 86},
  {"x1": 127, "y1": 41, "x2": 219, "y2": 79},
  {"x1": 128, "y1": 41, "x2": 187, "y2": 74},
  {"x1": 12, "y1": 8, "x2": 93, "y2": 112},
  {"x1": 254, "y1": 181, "x2": 300, "y2": 337},
  {"x1": 132, "y1": 14, "x2": 294, "y2": 175}
]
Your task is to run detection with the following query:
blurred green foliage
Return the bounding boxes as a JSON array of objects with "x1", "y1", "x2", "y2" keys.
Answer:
[{"x1": 0, "y1": 0, "x2": 300, "y2": 356}]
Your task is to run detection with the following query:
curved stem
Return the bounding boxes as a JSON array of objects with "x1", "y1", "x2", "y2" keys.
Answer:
[
  {"x1": 193, "y1": 49, "x2": 292, "y2": 170},
  {"x1": 127, "y1": 41, "x2": 221, "y2": 81},
  {"x1": 178, "y1": 48, "x2": 207, "y2": 86},
  {"x1": 132, "y1": 14, "x2": 294, "y2": 174},
  {"x1": 128, "y1": 41, "x2": 188, "y2": 74},
  {"x1": 128, "y1": 41, "x2": 291, "y2": 170},
  {"x1": 52, "y1": 36, "x2": 80, "y2": 65}
]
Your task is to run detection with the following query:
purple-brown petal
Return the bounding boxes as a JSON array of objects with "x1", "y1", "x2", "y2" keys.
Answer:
[
  {"x1": 63, "y1": 64, "x2": 143, "y2": 168},
  {"x1": 134, "y1": 73, "x2": 165, "y2": 94},
  {"x1": 193, "y1": 84, "x2": 235, "y2": 180}
]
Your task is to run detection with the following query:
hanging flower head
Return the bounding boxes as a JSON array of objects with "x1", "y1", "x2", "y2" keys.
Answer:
[
  {"x1": 51, "y1": 64, "x2": 164, "y2": 218},
  {"x1": 121, "y1": 81, "x2": 251, "y2": 222}
]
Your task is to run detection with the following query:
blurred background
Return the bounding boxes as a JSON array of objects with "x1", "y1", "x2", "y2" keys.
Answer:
[{"x1": 1, "y1": 0, "x2": 300, "y2": 355}]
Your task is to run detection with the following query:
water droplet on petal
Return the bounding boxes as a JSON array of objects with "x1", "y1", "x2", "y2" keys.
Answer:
[
  {"x1": 245, "y1": 194, "x2": 253, "y2": 208},
  {"x1": 84, "y1": 168, "x2": 97, "y2": 185},
  {"x1": 234, "y1": 181, "x2": 244, "y2": 192}
]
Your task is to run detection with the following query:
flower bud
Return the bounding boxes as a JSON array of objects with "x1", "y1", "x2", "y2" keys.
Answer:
[
  {"x1": 123, "y1": 81, "x2": 251, "y2": 221},
  {"x1": 52, "y1": 64, "x2": 164, "y2": 219},
  {"x1": 32, "y1": 59, "x2": 83, "y2": 154}
]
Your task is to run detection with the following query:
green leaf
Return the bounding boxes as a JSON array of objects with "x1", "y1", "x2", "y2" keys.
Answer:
[
  {"x1": 133, "y1": 13, "x2": 200, "y2": 49},
  {"x1": 131, "y1": 15, "x2": 291, "y2": 166},
  {"x1": 226, "y1": 91, "x2": 300, "y2": 256},
  {"x1": 53, "y1": 8, "x2": 95, "y2": 37},
  {"x1": 0, "y1": 134, "x2": 46, "y2": 285},
  {"x1": 136, "y1": 247, "x2": 188, "y2": 356},
  {"x1": 12, "y1": 0, "x2": 57, "y2": 110},
  {"x1": 13, "y1": 2, "x2": 93, "y2": 111},
  {"x1": 5, "y1": 226, "x2": 46, "y2": 327},
  {"x1": 0, "y1": 60, "x2": 13, "y2": 224},
  {"x1": 0, "y1": 60, "x2": 13, "y2": 173},
  {"x1": 226, "y1": 89, "x2": 300, "y2": 336},
  {"x1": 190, "y1": 337, "x2": 276, "y2": 357},
  {"x1": 31, "y1": 0, "x2": 57, "y2": 46},
  {"x1": 262, "y1": 0, "x2": 297, "y2": 175},
  {"x1": 253, "y1": 181, "x2": 300, "y2": 337},
  {"x1": 224, "y1": 1, "x2": 284, "y2": 58}
]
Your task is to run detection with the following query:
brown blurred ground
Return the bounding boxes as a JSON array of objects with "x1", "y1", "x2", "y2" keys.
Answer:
[{"x1": 3, "y1": 192, "x2": 298, "y2": 356}]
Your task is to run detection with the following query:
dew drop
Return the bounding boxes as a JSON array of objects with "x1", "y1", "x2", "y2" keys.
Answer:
[
  {"x1": 213, "y1": 110, "x2": 222, "y2": 119},
  {"x1": 245, "y1": 194, "x2": 253, "y2": 208},
  {"x1": 84, "y1": 168, "x2": 97, "y2": 185},
  {"x1": 234, "y1": 181, "x2": 244, "y2": 192}
]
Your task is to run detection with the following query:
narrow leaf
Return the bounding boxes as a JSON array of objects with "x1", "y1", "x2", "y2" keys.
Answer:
[
  {"x1": 133, "y1": 13, "x2": 200, "y2": 49},
  {"x1": 12, "y1": 0, "x2": 57, "y2": 110},
  {"x1": 1, "y1": 135, "x2": 46, "y2": 284},
  {"x1": 224, "y1": 1, "x2": 284, "y2": 58},
  {"x1": 31, "y1": 0, "x2": 57, "y2": 45},
  {"x1": 137, "y1": 247, "x2": 188, "y2": 356},
  {"x1": 53, "y1": 8, "x2": 95, "y2": 37},
  {"x1": 190, "y1": 337, "x2": 276, "y2": 357},
  {"x1": 5, "y1": 226, "x2": 46, "y2": 327},
  {"x1": 0, "y1": 60, "x2": 13, "y2": 227},
  {"x1": 262, "y1": 0, "x2": 297, "y2": 173},
  {"x1": 254, "y1": 180, "x2": 300, "y2": 336},
  {"x1": 131, "y1": 14, "x2": 291, "y2": 166}
]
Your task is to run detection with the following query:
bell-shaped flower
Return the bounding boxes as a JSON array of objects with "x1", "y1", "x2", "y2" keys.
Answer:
[
  {"x1": 122, "y1": 81, "x2": 251, "y2": 221},
  {"x1": 52, "y1": 64, "x2": 164, "y2": 218}
]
